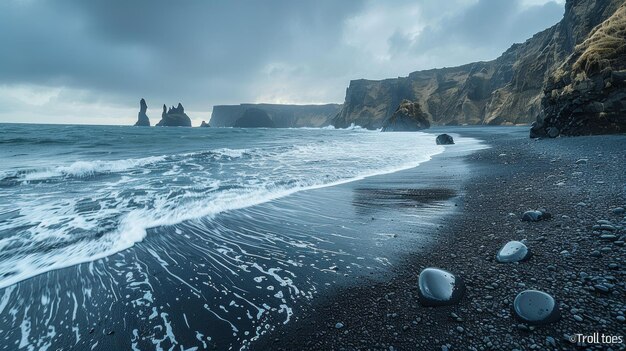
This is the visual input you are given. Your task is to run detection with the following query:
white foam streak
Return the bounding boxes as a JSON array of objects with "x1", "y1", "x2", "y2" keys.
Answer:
[
  {"x1": 285, "y1": 123, "x2": 375, "y2": 131},
  {"x1": 22, "y1": 156, "x2": 167, "y2": 180}
]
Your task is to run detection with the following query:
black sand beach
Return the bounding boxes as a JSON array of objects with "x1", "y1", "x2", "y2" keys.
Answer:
[
  {"x1": 1, "y1": 126, "x2": 624, "y2": 351},
  {"x1": 253, "y1": 126, "x2": 626, "y2": 350}
]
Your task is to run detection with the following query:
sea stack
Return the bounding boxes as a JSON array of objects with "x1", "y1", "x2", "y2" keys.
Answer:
[
  {"x1": 133, "y1": 98, "x2": 150, "y2": 126},
  {"x1": 200, "y1": 121, "x2": 210, "y2": 127},
  {"x1": 155, "y1": 103, "x2": 192, "y2": 127},
  {"x1": 381, "y1": 100, "x2": 430, "y2": 132}
]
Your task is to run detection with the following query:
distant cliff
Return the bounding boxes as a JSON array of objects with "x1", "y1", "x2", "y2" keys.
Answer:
[
  {"x1": 233, "y1": 108, "x2": 276, "y2": 128},
  {"x1": 209, "y1": 103, "x2": 341, "y2": 128},
  {"x1": 333, "y1": 0, "x2": 623, "y2": 130}
]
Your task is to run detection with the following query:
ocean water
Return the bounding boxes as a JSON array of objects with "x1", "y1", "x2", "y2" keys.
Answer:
[{"x1": 0, "y1": 123, "x2": 472, "y2": 350}]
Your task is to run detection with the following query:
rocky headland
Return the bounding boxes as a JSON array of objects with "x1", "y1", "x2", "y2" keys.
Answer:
[
  {"x1": 532, "y1": 3, "x2": 626, "y2": 137},
  {"x1": 133, "y1": 98, "x2": 150, "y2": 126},
  {"x1": 332, "y1": 0, "x2": 624, "y2": 134},
  {"x1": 155, "y1": 103, "x2": 192, "y2": 127},
  {"x1": 209, "y1": 103, "x2": 341, "y2": 128},
  {"x1": 233, "y1": 108, "x2": 276, "y2": 128}
]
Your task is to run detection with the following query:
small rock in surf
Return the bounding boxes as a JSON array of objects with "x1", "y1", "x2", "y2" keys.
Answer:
[{"x1": 436, "y1": 134, "x2": 455, "y2": 145}]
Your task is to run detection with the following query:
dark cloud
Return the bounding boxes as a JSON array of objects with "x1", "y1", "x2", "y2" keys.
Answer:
[
  {"x1": 0, "y1": 1, "x2": 363, "y2": 109},
  {"x1": 0, "y1": 0, "x2": 564, "y2": 124},
  {"x1": 407, "y1": 0, "x2": 564, "y2": 63}
]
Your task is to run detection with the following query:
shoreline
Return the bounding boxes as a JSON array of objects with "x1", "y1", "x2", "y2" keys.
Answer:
[
  {"x1": 1, "y1": 126, "x2": 623, "y2": 350},
  {"x1": 0, "y1": 128, "x2": 484, "y2": 350},
  {"x1": 252, "y1": 127, "x2": 626, "y2": 350}
]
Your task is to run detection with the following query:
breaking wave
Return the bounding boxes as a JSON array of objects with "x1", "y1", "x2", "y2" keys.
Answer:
[{"x1": 0, "y1": 130, "x2": 445, "y2": 289}]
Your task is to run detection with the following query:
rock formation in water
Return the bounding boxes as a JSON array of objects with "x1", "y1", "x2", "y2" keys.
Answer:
[
  {"x1": 332, "y1": 0, "x2": 623, "y2": 131},
  {"x1": 381, "y1": 100, "x2": 430, "y2": 131},
  {"x1": 436, "y1": 134, "x2": 455, "y2": 145},
  {"x1": 233, "y1": 108, "x2": 276, "y2": 128},
  {"x1": 155, "y1": 103, "x2": 192, "y2": 127},
  {"x1": 532, "y1": 2, "x2": 626, "y2": 137},
  {"x1": 200, "y1": 121, "x2": 210, "y2": 127},
  {"x1": 133, "y1": 98, "x2": 150, "y2": 126},
  {"x1": 210, "y1": 103, "x2": 341, "y2": 128}
]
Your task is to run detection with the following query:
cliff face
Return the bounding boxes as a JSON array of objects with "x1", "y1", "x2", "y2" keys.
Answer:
[
  {"x1": 133, "y1": 98, "x2": 150, "y2": 126},
  {"x1": 209, "y1": 104, "x2": 341, "y2": 128},
  {"x1": 333, "y1": 0, "x2": 622, "y2": 130},
  {"x1": 534, "y1": 2, "x2": 626, "y2": 137},
  {"x1": 156, "y1": 103, "x2": 192, "y2": 127}
]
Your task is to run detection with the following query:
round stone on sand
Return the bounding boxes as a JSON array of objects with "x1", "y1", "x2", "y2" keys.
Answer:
[
  {"x1": 418, "y1": 268, "x2": 465, "y2": 306},
  {"x1": 522, "y1": 209, "x2": 551, "y2": 222},
  {"x1": 513, "y1": 290, "x2": 560, "y2": 324},
  {"x1": 522, "y1": 210, "x2": 542, "y2": 222},
  {"x1": 496, "y1": 241, "x2": 531, "y2": 263}
]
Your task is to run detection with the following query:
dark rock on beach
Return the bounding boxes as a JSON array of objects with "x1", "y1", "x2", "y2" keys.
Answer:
[
  {"x1": 513, "y1": 290, "x2": 560, "y2": 325},
  {"x1": 496, "y1": 241, "x2": 531, "y2": 263},
  {"x1": 522, "y1": 210, "x2": 543, "y2": 221},
  {"x1": 381, "y1": 100, "x2": 430, "y2": 132},
  {"x1": 547, "y1": 127, "x2": 560, "y2": 138},
  {"x1": 436, "y1": 134, "x2": 455, "y2": 145},
  {"x1": 233, "y1": 108, "x2": 276, "y2": 128},
  {"x1": 522, "y1": 209, "x2": 552, "y2": 222},
  {"x1": 417, "y1": 268, "x2": 465, "y2": 306},
  {"x1": 156, "y1": 103, "x2": 192, "y2": 127},
  {"x1": 133, "y1": 98, "x2": 150, "y2": 126}
]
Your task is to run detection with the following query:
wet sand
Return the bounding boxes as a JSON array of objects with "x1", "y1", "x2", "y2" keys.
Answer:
[{"x1": 252, "y1": 127, "x2": 626, "y2": 350}]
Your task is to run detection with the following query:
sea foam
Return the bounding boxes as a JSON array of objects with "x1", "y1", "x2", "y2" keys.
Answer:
[{"x1": 0, "y1": 130, "x2": 480, "y2": 289}]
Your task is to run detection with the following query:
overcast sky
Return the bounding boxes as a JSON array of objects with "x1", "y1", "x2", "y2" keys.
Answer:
[{"x1": 0, "y1": 0, "x2": 565, "y2": 125}]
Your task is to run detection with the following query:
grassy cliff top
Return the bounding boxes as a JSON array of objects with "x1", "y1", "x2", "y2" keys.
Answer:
[{"x1": 572, "y1": 4, "x2": 626, "y2": 77}]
